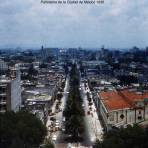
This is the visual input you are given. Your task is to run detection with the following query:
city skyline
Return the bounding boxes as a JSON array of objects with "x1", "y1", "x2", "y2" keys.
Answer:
[{"x1": 0, "y1": 0, "x2": 148, "y2": 48}]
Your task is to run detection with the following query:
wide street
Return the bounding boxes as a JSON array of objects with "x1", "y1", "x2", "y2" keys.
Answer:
[{"x1": 46, "y1": 71, "x2": 103, "y2": 147}]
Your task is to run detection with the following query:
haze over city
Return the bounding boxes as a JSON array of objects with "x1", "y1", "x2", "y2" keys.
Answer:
[{"x1": 0, "y1": 0, "x2": 148, "y2": 48}]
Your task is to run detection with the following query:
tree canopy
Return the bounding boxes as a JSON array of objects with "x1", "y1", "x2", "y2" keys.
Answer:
[
  {"x1": 93, "y1": 124, "x2": 148, "y2": 148},
  {"x1": 63, "y1": 63, "x2": 85, "y2": 142},
  {"x1": 0, "y1": 111, "x2": 47, "y2": 148}
]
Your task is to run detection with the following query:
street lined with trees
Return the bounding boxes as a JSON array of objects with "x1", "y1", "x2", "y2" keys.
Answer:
[{"x1": 63, "y1": 63, "x2": 85, "y2": 142}]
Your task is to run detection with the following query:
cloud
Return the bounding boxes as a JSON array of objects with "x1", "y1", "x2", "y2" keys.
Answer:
[{"x1": 0, "y1": 0, "x2": 148, "y2": 48}]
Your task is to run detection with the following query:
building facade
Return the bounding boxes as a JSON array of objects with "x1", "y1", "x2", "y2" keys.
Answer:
[
  {"x1": 0, "y1": 59, "x2": 8, "y2": 75},
  {"x1": 0, "y1": 70, "x2": 21, "y2": 113},
  {"x1": 97, "y1": 89, "x2": 148, "y2": 131}
]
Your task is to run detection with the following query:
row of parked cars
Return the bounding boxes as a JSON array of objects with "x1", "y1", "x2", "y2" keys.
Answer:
[
  {"x1": 48, "y1": 119, "x2": 60, "y2": 141},
  {"x1": 48, "y1": 117, "x2": 60, "y2": 132}
]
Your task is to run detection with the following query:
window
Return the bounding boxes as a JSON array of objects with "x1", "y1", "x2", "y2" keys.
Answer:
[
  {"x1": 138, "y1": 116, "x2": 142, "y2": 120},
  {"x1": 0, "y1": 104, "x2": 6, "y2": 111},
  {"x1": 0, "y1": 87, "x2": 6, "y2": 93},
  {"x1": 120, "y1": 114, "x2": 124, "y2": 119},
  {"x1": 139, "y1": 110, "x2": 141, "y2": 114},
  {"x1": 1, "y1": 97, "x2": 6, "y2": 101},
  {"x1": 109, "y1": 113, "x2": 114, "y2": 121}
]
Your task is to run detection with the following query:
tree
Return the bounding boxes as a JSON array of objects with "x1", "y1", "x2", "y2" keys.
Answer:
[
  {"x1": 43, "y1": 139, "x2": 54, "y2": 148},
  {"x1": 40, "y1": 63, "x2": 47, "y2": 68},
  {"x1": 65, "y1": 115, "x2": 84, "y2": 141},
  {"x1": 27, "y1": 64, "x2": 38, "y2": 81},
  {"x1": 28, "y1": 64, "x2": 38, "y2": 76},
  {"x1": 63, "y1": 64, "x2": 68, "y2": 75},
  {"x1": 57, "y1": 93, "x2": 63, "y2": 100},
  {"x1": 118, "y1": 75, "x2": 138, "y2": 85},
  {"x1": 0, "y1": 111, "x2": 47, "y2": 148},
  {"x1": 64, "y1": 63, "x2": 85, "y2": 142},
  {"x1": 94, "y1": 124, "x2": 148, "y2": 148}
]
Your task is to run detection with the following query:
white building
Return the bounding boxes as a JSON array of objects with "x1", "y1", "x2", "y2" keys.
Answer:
[
  {"x1": 0, "y1": 70, "x2": 21, "y2": 113},
  {"x1": 97, "y1": 89, "x2": 148, "y2": 131}
]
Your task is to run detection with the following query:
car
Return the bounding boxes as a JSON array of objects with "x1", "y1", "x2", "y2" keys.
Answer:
[
  {"x1": 52, "y1": 135, "x2": 57, "y2": 141},
  {"x1": 50, "y1": 117, "x2": 56, "y2": 121},
  {"x1": 51, "y1": 122, "x2": 55, "y2": 126},
  {"x1": 62, "y1": 128, "x2": 65, "y2": 132},
  {"x1": 55, "y1": 122, "x2": 60, "y2": 126},
  {"x1": 55, "y1": 125, "x2": 60, "y2": 130},
  {"x1": 82, "y1": 104, "x2": 85, "y2": 107},
  {"x1": 48, "y1": 127, "x2": 53, "y2": 132},
  {"x1": 49, "y1": 112, "x2": 55, "y2": 116},
  {"x1": 87, "y1": 111, "x2": 90, "y2": 115},
  {"x1": 48, "y1": 124, "x2": 52, "y2": 127},
  {"x1": 68, "y1": 134, "x2": 72, "y2": 138},
  {"x1": 55, "y1": 120, "x2": 60, "y2": 125},
  {"x1": 67, "y1": 143, "x2": 72, "y2": 148},
  {"x1": 62, "y1": 117, "x2": 65, "y2": 122},
  {"x1": 49, "y1": 126, "x2": 56, "y2": 132},
  {"x1": 55, "y1": 110, "x2": 59, "y2": 113},
  {"x1": 59, "y1": 108, "x2": 62, "y2": 112},
  {"x1": 89, "y1": 107, "x2": 92, "y2": 111}
]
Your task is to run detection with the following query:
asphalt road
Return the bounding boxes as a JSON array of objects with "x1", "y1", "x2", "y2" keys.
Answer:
[
  {"x1": 46, "y1": 71, "x2": 103, "y2": 147},
  {"x1": 46, "y1": 75, "x2": 70, "y2": 145}
]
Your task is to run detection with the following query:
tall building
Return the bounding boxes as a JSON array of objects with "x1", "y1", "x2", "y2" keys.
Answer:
[
  {"x1": 0, "y1": 70, "x2": 21, "y2": 113},
  {"x1": 0, "y1": 59, "x2": 8, "y2": 74},
  {"x1": 41, "y1": 46, "x2": 59, "y2": 61}
]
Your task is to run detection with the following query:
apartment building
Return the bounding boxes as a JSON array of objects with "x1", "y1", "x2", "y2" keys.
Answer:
[
  {"x1": 0, "y1": 70, "x2": 21, "y2": 113},
  {"x1": 0, "y1": 59, "x2": 8, "y2": 76}
]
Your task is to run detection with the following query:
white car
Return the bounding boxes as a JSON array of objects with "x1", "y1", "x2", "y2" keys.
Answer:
[
  {"x1": 62, "y1": 117, "x2": 65, "y2": 122},
  {"x1": 52, "y1": 135, "x2": 57, "y2": 141},
  {"x1": 55, "y1": 122, "x2": 60, "y2": 126},
  {"x1": 62, "y1": 128, "x2": 65, "y2": 132},
  {"x1": 67, "y1": 143, "x2": 72, "y2": 148},
  {"x1": 55, "y1": 120, "x2": 60, "y2": 125}
]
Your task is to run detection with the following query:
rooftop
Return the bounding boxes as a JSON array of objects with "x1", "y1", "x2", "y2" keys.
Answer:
[
  {"x1": 99, "y1": 89, "x2": 148, "y2": 112},
  {"x1": 27, "y1": 94, "x2": 52, "y2": 102}
]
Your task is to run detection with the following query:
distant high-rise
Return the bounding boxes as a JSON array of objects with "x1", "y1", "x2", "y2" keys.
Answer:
[
  {"x1": 0, "y1": 59, "x2": 8, "y2": 72},
  {"x1": 41, "y1": 46, "x2": 59, "y2": 61}
]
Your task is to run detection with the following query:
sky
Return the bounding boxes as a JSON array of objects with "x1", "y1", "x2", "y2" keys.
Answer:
[{"x1": 0, "y1": 0, "x2": 148, "y2": 49}]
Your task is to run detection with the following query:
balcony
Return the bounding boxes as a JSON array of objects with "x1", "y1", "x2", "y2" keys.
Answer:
[
  {"x1": 0, "y1": 101, "x2": 7, "y2": 105},
  {"x1": 0, "y1": 109, "x2": 6, "y2": 113},
  {"x1": 0, "y1": 93, "x2": 6, "y2": 96}
]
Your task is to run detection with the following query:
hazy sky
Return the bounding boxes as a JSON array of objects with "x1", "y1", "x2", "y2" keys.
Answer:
[{"x1": 0, "y1": 0, "x2": 148, "y2": 48}]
